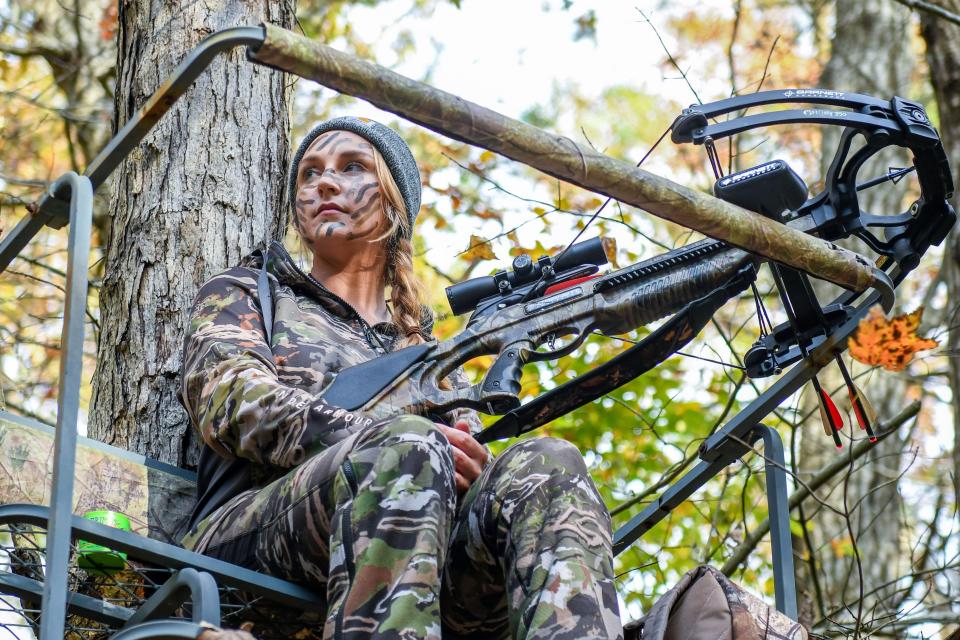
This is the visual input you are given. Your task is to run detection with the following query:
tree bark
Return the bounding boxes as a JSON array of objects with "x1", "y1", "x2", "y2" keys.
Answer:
[
  {"x1": 796, "y1": 0, "x2": 916, "y2": 626},
  {"x1": 88, "y1": 1, "x2": 293, "y2": 468},
  {"x1": 920, "y1": 0, "x2": 960, "y2": 523}
]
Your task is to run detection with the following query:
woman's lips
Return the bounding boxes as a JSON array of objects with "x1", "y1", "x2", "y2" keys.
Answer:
[{"x1": 316, "y1": 205, "x2": 345, "y2": 218}]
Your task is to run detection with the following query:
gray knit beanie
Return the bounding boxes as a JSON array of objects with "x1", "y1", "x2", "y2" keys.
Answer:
[{"x1": 288, "y1": 116, "x2": 421, "y2": 237}]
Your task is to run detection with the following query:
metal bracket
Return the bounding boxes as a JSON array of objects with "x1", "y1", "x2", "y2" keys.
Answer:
[{"x1": 120, "y1": 568, "x2": 221, "y2": 629}]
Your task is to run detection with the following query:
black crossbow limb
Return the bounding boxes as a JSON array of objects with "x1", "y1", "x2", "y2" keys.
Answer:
[
  {"x1": 605, "y1": 89, "x2": 954, "y2": 568},
  {"x1": 667, "y1": 89, "x2": 954, "y2": 445}
]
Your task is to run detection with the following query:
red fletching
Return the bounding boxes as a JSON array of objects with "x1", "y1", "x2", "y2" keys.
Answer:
[
  {"x1": 834, "y1": 355, "x2": 878, "y2": 444},
  {"x1": 817, "y1": 389, "x2": 844, "y2": 449},
  {"x1": 820, "y1": 390, "x2": 843, "y2": 430},
  {"x1": 851, "y1": 394, "x2": 867, "y2": 429},
  {"x1": 543, "y1": 274, "x2": 601, "y2": 296}
]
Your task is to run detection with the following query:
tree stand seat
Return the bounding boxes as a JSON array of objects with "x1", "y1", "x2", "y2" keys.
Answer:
[
  {"x1": 0, "y1": 504, "x2": 325, "y2": 639},
  {"x1": 0, "y1": 410, "x2": 326, "y2": 639}
]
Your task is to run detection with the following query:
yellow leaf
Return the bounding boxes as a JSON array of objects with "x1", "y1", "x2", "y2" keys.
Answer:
[
  {"x1": 601, "y1": 237, "x2": 619, "y2": 269},
  {"x1": 461, "y1": 235, "x2": 497, "y2": 261},
  {"x1": 479, "y1": 150, "x2": 496, "y2": 163},
  {"x1": 847, "y1": 305, "x2": 938, "y2": 371},
  {"x1": 830, "y1": 535, "x2": 854, "y2": 558}
]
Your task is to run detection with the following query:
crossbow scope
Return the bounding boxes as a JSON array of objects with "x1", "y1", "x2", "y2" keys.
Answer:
[{"x1": 445, "y1": 236, "x2": 609, "y2": 318}]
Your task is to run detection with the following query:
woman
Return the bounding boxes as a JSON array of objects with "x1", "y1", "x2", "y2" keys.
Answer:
[{"x1": 179, "y1": 117, "x2": 622, "y2": 640}]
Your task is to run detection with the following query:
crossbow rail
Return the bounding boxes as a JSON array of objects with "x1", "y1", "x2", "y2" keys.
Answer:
[{"x1": 1, "y1": 22, "x2": 952, "y2": 639}]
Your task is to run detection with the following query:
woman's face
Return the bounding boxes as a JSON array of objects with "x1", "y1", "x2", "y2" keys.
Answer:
[{"x1": 294, "y1": 130, "x2": 388, "y2": 248}]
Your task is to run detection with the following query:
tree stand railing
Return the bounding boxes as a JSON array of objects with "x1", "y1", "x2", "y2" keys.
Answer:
[{"x1": 0, "y1": 23, "x2": 860, "y2": 639}]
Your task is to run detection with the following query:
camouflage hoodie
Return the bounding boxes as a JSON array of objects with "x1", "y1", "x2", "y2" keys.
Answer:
[{"x1": 179, "y1": 240, "x2": 479, "y2": 534}]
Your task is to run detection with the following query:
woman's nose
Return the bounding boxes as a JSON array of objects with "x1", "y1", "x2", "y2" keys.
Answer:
[{"x1": 316, "y1": 170, "x2": 341, "y2": 196}]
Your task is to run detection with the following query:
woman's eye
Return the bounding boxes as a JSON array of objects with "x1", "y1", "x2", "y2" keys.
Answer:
[{"x1": 345, "y1": 161, "x2": 365, "y2": 171}]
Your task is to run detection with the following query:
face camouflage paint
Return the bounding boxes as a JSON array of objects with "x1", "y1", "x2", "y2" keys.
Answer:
[
  {"x1": 287, "y1": 117, "x2": 422, "y2": 240},
  {"x1": 294, "y1": 131, "x2": 387, "y2": 245}
]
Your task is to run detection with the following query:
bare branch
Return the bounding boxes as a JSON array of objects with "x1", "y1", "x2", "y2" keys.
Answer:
[{"x1": 891, "y1": 0, "x2": 960, "y2": 26}]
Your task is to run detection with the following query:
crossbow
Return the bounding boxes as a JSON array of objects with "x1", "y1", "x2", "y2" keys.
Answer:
[{"x1": 321, "y1": 89, "x2": 954, "y2": 454}]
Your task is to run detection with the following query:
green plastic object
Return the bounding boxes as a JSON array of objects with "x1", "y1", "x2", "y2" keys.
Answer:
[{"x1": 77, "y1": 510, "x2": 131, "y2": 575}]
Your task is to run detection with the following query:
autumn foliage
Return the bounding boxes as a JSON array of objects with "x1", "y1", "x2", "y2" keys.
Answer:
[{"x1": 848, "y1": 305, "x2": 939, "y2": 371}]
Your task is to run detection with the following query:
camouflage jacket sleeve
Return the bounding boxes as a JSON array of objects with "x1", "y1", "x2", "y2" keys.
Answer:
[{"x1": 180, "y1": 267, "x2": 375, "y2": 468}]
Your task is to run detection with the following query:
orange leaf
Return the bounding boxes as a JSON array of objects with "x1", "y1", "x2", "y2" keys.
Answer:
[
  {"x1": 847, "y1": 306, "x2": 938, "y2": 371},
  {"x1": 461, "y1": 235, "x2": 497, "y2": 261},
  {"x1": 100, "y1": 0, "x2": 119, "y2": 41}
]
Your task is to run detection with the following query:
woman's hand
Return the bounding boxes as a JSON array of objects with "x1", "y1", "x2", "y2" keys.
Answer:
[{"x1": 437, "y1": 419, "x2": 489, "y2": 495}]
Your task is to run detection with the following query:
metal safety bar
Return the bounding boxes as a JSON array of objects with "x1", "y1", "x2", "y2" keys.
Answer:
[
  {"x1": 39, "y1": 173, "x2": 93, "y2": 640},
  {"x1": 612, "y1": 424, "x2": 797, "y2": 619},
  {"x1": 0, "y1": 504, "x2": 325, "y2": 609},
  {"x1": 0, "y1": 27, "x2": 267, "y2": 639},
  {"x1": 120, "y1": 568, "x2": 221, "y2": 629},
  {"x1": 611, "y1": 282, "x2": 890, "y2": 617}
]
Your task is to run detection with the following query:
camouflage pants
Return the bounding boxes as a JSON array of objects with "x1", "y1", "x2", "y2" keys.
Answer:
[{"x1": 183, "y1": 415, "x2": 622, "y2": 640}]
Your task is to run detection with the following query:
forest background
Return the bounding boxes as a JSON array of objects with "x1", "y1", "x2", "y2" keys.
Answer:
[{"x1": 1, "y1": 0, "x2": 959, "y2": 638}]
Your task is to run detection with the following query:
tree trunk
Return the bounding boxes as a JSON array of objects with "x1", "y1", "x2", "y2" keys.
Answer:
[
  {"x1": 921, "y1": 12, "x2": 960, "y2": 576},
  {"x1": 88, "y1": 1, "x2": 293, "y2": 469},
  {"x1": 920, "y1": 0, "x2": 960, "y2": 523},
  {"x1": 795, "y1": 0, "x2": 916, "y2": 627}
]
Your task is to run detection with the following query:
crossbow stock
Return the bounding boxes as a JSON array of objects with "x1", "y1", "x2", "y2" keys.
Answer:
[{"x1": 322, "y1": 89, "x2": 954, "y2": 451}]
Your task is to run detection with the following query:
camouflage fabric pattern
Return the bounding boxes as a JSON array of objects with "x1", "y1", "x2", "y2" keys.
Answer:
[
  {"x1": 180, "y1": 242, "x2": 479, "y2": 481},
  {"x1": 0, "y1": 410, "x2": 195, "y2": 541},
  {"x1": 442, "y1": 436, "x2": 622, "y2": 640},
  {"x1": 183, "y1": 417, "x2": 621, "y2": 640},
  {"x1": 180, "y1": 243, "x2": 621, "y2": 639},
  {"x1": 623, "y1": 565, "x2": 807, "y2": 640}
]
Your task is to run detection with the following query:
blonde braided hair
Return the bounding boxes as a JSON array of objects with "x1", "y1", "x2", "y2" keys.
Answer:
[{"x1": 371, "y1": 150, "x2": 431, "y2": 348}]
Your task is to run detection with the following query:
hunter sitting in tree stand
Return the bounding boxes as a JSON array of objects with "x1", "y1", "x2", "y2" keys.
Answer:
[
  {"x1": 178, "y1": 116, "x2": 624, "y2": 640},
  {"x1": 3, "y1": 20, "x2": 946, "y2": 638}
]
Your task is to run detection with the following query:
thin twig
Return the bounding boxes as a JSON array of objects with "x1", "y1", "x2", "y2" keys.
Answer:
[
  {"x1": 891, "y1": 0, "x2": 960, "y2": 26},
  {"x1": 718, "y1": 401, "x2": 921, "y2": 575}
]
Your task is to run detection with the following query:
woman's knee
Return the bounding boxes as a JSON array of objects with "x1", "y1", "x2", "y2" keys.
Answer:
[{"x1": 500, "y1": 436, "x2": 590, "y2": 477}]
